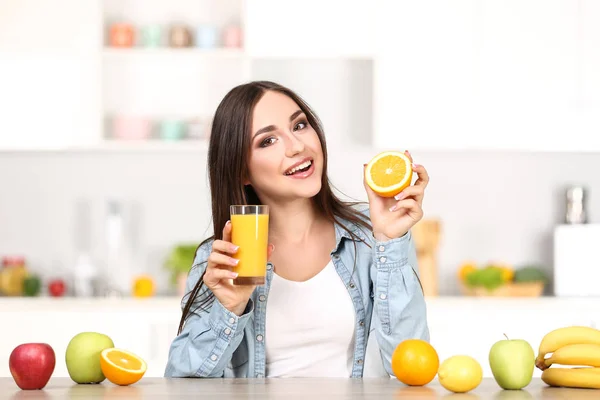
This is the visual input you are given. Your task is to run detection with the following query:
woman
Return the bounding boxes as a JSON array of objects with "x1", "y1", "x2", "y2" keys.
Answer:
[{"x1": 164, "y1": 81, "x2": 430, "y2": 379}]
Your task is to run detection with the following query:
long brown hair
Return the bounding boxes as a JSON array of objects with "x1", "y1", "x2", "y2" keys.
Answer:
[{"x1": 178, "y1": 81, "x2": 371, "y2": 335}]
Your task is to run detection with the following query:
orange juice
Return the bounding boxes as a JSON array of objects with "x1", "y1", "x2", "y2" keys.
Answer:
[{"x1": 230, "y1": 205, "x2": 269, "y2": 285}]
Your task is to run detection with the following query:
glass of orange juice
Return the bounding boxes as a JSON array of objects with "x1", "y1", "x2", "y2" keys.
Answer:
[{"x1": 230, "y1": 205, "x2": 269, "y2": 285}]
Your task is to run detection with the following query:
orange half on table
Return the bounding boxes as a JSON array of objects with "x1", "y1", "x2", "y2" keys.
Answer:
[
  {"x1": 365, "y1": 151, "x2": 413, "y2": 198},
  {"x1": 100, "y1": 348, "x2": 147, "y2": 386}
]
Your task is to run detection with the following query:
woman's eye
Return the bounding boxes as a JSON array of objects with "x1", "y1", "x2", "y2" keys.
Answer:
[
  {"x1": 260, "y1": 137, "x2": 277, "y2": 147},
  {"x1": 294, "y1": 120, "x2": 308, "y2": 131}
]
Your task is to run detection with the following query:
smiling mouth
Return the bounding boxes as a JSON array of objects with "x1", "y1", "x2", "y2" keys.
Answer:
[{"x1": 284, "y1": 159, "x2": 313, "y2": 176}]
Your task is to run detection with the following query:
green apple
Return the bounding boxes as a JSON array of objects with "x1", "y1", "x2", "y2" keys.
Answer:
[
  {"x1": 65, "y1": 332, "x2": 114, "y2": 384},
  {"x1": 489, "y1": 334, "x2": 535, "y2": 390}
]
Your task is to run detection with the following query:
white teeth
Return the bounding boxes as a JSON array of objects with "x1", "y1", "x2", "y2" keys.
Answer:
[{"x1": 285, "y1": 160, "x2": 312, "y2": 175}]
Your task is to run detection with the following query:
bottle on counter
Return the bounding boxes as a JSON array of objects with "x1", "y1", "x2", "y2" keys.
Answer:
[{"x1": 565, "y1": 186, "x2": 587, "y2": 224}]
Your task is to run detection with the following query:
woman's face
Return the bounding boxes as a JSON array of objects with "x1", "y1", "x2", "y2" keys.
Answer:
[{"x1": 246, "y1": 91, "x2": 324, "y2": 203}]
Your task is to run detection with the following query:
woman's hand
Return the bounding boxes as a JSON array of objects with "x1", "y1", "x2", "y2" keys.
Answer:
[
  {"x1": 363, "y1": 150, "x2": 429, "y2": 241},
  {"x1": 203, "y1": 221, "x2": 274, "y2": 316}
]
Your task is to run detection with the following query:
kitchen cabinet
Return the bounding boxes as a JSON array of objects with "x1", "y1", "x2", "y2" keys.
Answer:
[
  {"x1": 580, "y1": 0, "x2": 600, "y2": 143},
  {"x1": 0, "y1": 299, "x2": 181, "y2": 378},
  {"x1": 0, "y1": 0, "x2": 102, "y2": 150},
  {"x1": 244, "y1": 0, "x2": 374, "y2": 59},
  {"x1": 372, "y1": 0, "x2": 584, "y2": 152},
  {"x1": 0, "y1": 297, "x2": 597, "y2": 379}
]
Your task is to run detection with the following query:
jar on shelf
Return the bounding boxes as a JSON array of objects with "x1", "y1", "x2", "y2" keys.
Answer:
[
  {"x1": 160, "y1": 120, "x2": 186, "y2": 141},
  {"x1": 141, "y1": 25, "x2": 162, "y2": 48},
  {"x1": 169, "y1": 25, "x2": 192, "y2": 48},
  {"x1": 195, "y1": 25, "x2": 218, "y2": 49},
  {"x1": 223, "y1": 25, "x2": 242, "y2": 48},
  {"x1": 109, "y1": 23, "x2": 135, "y2": 47},
  {"x1": 112, "y1": 116, "x2": 152, "y2": 140},
  {"x1": 0, "y1": 256, "x2": 29, "y2": 296}
]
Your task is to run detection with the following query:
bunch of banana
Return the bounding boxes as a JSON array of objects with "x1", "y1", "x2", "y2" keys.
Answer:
[{"x1": 536, "y1": 326, "x2": 600, "y2": 389}]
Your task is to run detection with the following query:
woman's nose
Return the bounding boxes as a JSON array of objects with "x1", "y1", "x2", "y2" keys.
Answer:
[{"x1": 284, "y1": 133, "x2": 305, "y2": 157}]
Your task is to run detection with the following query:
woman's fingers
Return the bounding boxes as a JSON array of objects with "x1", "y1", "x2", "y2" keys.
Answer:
[
  {"x1": 222, "y1": 220, "x2": 233, "y2": 243},
  {"x1": 212, "y1": 239, "x2": 239, "y2": 255},
  {"x1": 394, "y1": 185, "x2": 425, "y2": 204},
  {"x1": 412, "y1": 163, "x2": 429, "y2": 188},
  {"x1": 389, "y1": 199, "x2": 423, "y2": 218},
  {"x1": 204, "y1": 267, "x2": 238, "y2": 285},
  {"x1": 208, "y1": 252, "x2": 239, "y2": 268}
]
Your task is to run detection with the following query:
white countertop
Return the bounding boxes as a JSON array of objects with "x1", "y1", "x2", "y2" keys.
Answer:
[{"x1": 1, "y1": 295, "x2": 599, "y2": 312}]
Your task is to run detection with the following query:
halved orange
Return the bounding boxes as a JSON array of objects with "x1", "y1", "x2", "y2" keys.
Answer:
[
  {"x1": 365, "y1": 151, "x2": 413, "y2": 197},
  {"x1": 100, "y1": 348, "x2": 147, "y2": 386}
]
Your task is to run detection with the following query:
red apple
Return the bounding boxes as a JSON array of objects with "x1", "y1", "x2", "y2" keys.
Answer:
[
  {"x1": 48, "y1": 279, "x2": 66, "y2": 297},
  {"x1": 9, "y1": 343, "x2": 56, "y2": 390}
]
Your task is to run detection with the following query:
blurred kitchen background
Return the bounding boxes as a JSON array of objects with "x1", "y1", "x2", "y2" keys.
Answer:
[{"x1": 1, "y1": 0, "x2": 599, "y2": 299}]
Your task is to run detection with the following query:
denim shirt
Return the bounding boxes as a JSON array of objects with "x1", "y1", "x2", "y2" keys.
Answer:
[{"x1": 164, "y1": 208, "x2": 430, "y2": 378}]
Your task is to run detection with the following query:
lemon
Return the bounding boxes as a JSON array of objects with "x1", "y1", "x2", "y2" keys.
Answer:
[
  {"x1": 438, "y1": 355, "x2": 483, "y2": 393},
  {"x1": 132, "y1": 275, "x2": 155, "y2": 297}
]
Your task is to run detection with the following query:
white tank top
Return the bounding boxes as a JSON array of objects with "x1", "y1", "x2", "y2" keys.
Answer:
[{"x1": 265, "y1": 260, "x2": 356, "y2": 377}]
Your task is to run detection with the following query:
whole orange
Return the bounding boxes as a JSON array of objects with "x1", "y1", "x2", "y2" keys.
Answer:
[{"x1": 391, "y1": 339, "x2": 439, "y2": 386}]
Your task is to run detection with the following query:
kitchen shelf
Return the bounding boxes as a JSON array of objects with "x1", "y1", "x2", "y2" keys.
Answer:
[
  {"x1": 78, "y1": 140, "x2": 210, "y2": 152},
  {"x1": 103, "y1": 47, "x2": 245, "y2": 59}
]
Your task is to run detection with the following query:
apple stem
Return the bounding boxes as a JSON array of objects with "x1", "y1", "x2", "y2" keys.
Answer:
[{"x1": 504, "y1": 333, "x2": 509, "y2": 340}]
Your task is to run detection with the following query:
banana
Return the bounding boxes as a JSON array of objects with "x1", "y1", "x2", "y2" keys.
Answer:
[
  {"x1": 544, "y1": 343, "x2": 600, "y2": 368},
  {"x1": 541, "y1": 367, "x2": 600, "y2": 389},
  {"x1": 536, "y1": 326, "x2": 600, "y2": 370}
]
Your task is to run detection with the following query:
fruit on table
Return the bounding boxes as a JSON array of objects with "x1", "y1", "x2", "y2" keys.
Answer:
[
  {"x1": 391, "y1": 339, "x2": 439, "y2": 386},
  {"x1": 132, "y1": 275, "x2": 155, "y2": 297},
  {"x1": 48, "y1": 279, "x2": 66, "y2": 297},
  {"x1": 22, "y1": 275, "x2": 42, "y2": 296},
  {"x1": 465, "y1": 266, "x2": 505, "y2": 290},
  {"x1": 438, "y1": 355, "x2": 483, "y2": 393},
  {"x1": 489, "y1": 335, "x2": 534, "y2": 389},
  {"x1": 9, "y1": 343, "x2": 56, "y2": 390},
  {"x1": 100, "y1": 348, "x2": 147, "y2": 386},
  {"x1": 457, "y1": 262, "x2": 477, "y2": 282},
  {"x1": 65, "y1": 332, "x2": 115, "y2": 384},
  {"x1": 364, "y1": 151, "x2": 413, "y2": 198},
  {"x1": 535, "y1": 326, "x2": 600, "y2": 371},
  {"x1": 541, "y1": 367, "x2": 600, "y2": 389},
  {"x1": 514, "y1": 266, "x2": 547, "y2": 283},
  {"x1": 543, "y1": 343, "x2": 600, "y2": 369}
]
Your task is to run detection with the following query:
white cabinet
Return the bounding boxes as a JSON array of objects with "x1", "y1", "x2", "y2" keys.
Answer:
[
  {"x1": 0, "y1": 300, "x2": 181, "y2": 379},
  {"x1": 373, "y1": 0, "x2": 584, "y2": 152},
  {"x1": 244, "y1": 0, "x2": 374, "y2": 58},
  {"x1": 373, "y1": 0, "x2": 481, "y2": 151},
  {"x1": 580, "y1": 0, "x2": 600, "y2": 143},
  {"x1": 477, "y1": 0, "x2": 578, "y2": 151},
  {"x1": 0, "y1": 0, "x2": 102, "y2": 150}
]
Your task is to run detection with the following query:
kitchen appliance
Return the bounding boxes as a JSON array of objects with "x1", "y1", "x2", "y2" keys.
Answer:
[{"x1": 553, "y1": 224, "x2": 600, "y2": 297}]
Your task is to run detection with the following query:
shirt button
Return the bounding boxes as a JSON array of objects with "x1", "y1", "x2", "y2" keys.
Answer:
[
  {"x1": 359, "y1": 320, "x2": 364, "y2": 326},
  {"x1": 210, "y1": 354, "x2": 217, "y2": 361},
  {"x1": 378, "y1": 245, "x2": 385, "y2": 252},
  {"x1": 259, "y1": 295, "x2": 266, "y2": 302},
  {"x1": 379, "y1": 256, "x2": 386, "y2": 263},
  {"x1": 256, "y1": 334, "x2": 264, "y2": 342},
  {"x1": 267, "y1": 263, "x2": 273, "y2": 270},
  {"x1": 380, "y1": 293, "x2": 387, "y2": 300},
  {"x1": 349, "y1": 282, "x2": 355, "y2": 289},
  {"x1": 229, "y1": 317, "x2": 235, "y2": 324},
  {"x1": 356, "y1": 359, "x2": 363, "y2": 365},
  {"x1": 224, "y1": 328, "x2": 231, "y2": 335}
]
